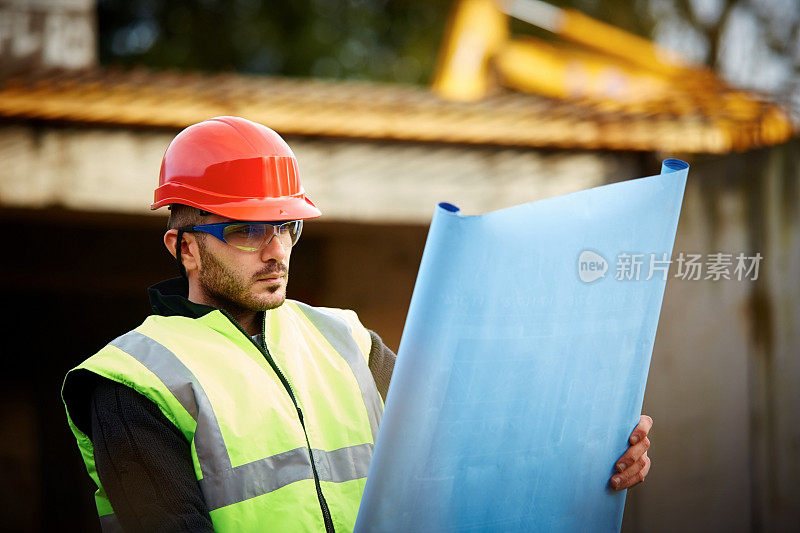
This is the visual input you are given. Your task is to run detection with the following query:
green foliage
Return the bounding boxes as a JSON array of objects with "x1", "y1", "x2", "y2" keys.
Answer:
[
  {"x1": 97, "y1": 0, "x2": 452, "y2": 84},
  {"x1": 98, "y1": 0, "x2": 798, "y2": 109}
]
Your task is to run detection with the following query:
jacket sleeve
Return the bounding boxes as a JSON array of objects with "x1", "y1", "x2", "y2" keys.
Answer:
[
  {"x1": 367, "y1": 330, "x2": 396, "y2": 402},
  {"x1": 90, "y1": 377, "x2": 215, "y2": 533}
]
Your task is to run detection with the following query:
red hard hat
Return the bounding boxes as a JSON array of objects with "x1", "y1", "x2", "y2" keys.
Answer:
[{"x1": 152, "y1": 116, "x2": 321, "y2": 221}]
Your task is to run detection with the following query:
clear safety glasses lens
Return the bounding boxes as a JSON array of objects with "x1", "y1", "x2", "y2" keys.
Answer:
[{"x1": 222, "y1": 220, "x2": 303, "y2": 252}]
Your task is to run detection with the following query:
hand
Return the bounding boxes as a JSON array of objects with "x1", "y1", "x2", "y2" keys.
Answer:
[{"x1": 609, "y1": 415, "x2": 652, "y2": 491}]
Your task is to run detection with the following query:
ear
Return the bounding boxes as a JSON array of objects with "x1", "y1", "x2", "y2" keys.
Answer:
[{"x1": 164, "y1": 229, "x2": 201, "y2": 273}]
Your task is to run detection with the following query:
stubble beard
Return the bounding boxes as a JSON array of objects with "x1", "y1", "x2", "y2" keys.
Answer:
[{"x1": 197, "y1": 244, "x2": 288, "y2": 315}]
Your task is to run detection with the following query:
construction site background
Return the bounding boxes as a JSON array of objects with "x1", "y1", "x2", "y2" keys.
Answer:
[{"x1": 0, "y1": 1, "x2": 797, "y2": 531}]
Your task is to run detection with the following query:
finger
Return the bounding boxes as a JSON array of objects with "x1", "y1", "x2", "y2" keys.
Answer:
[
  {"x1": 615, "y1": 436, "x2": 650, "y2": 473},
  {"x1": 610, "y1": 451, "x2": 650, "y2": 490},
  {"x1": 630, "y1": 415, "x2": 653, "y2": 445}
]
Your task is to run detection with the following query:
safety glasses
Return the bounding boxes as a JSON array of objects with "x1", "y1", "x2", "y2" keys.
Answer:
[{"x1": 181, "y1": 220, "x2": 303, "y2": 251}]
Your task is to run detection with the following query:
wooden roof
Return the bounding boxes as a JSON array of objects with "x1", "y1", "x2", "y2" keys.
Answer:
[{"x1": 0, "y1": 67, "x2": 793, "y2": 154}]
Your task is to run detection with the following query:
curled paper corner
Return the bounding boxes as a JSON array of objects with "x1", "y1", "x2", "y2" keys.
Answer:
[
  {"x1": 437, "y1": 202, "x2": 461, "y2": 215},
  {"x1": 662, "y1": 158, "x2": 689, "y2": 173}
]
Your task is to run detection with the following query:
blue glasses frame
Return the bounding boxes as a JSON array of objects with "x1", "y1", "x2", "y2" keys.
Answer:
[{"x1": 179, "y1": 220, "x2": 303, "y2": 251}]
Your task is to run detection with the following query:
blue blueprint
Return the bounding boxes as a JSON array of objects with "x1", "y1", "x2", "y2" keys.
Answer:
[{"x1": 355, "y1": 160, "x2": 689, "y2": 532}]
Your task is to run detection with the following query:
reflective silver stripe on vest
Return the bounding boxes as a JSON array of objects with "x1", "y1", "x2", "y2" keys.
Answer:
[
  {"x1": 99, "y1": 513, "x2": 122, "y2": 533},
  {"x1": 312, "y1": 442, "x2": 374, "y2": 484},
  {"x1": 199, "y1": 443, "x2": 374, "y2": 510},
  {"x1": 109, "y1": 329, "x2": 373, "y2": 511},
  {"x1": 110, "y1": 331, "x2": 232, "y2": 477},
  {"x1": 199, "y1": 445, "x2": 314, "y2": 510},
  {"x1": 293, "y1": 302, "x2": 384, "y2": 441}
]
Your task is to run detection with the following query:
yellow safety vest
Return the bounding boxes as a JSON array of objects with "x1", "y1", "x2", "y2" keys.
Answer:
[{"x1": 62, "y1": 300, "x2": 383, "y2": 532}]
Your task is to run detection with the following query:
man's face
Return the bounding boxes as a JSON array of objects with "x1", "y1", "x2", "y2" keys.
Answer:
[{"x1": 194, "y1": 216, "x2": 293, "y2": 314}]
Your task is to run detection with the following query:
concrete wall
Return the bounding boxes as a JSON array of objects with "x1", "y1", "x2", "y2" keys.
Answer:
[
  {"x1": 0, "y1": 123, "x2": 635, "y2": 222},
  {"x1": 624, "y1": 142, "x2": 800, "y2": 533}
]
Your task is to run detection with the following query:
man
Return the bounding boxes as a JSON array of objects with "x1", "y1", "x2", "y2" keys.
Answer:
[{"x1": 62, "y1": 116, "x2": 652, "y2": 532}]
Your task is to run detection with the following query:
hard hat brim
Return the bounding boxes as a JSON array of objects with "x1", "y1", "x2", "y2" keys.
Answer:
[{"x1": 152, "y1": 185, "x2": 322, "y2": 221}]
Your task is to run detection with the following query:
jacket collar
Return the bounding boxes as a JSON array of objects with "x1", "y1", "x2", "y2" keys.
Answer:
[{"x1": 148, "y1": 277, "x2": 217, "y2": 319}]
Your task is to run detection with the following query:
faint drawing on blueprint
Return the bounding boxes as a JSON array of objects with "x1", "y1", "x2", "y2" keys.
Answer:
[{"x1": 355, "y1": 160, "x2": 689, "y2": 533}]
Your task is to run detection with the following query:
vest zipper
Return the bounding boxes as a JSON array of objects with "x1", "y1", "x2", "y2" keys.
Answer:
[{"x1": 220, "y1": 310, "x2": 336, "y2": 533}]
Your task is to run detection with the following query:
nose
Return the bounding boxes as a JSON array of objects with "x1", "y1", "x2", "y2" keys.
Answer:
[{"x1": 260, "y1": 231, "x2": 287, "y2": 262}]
